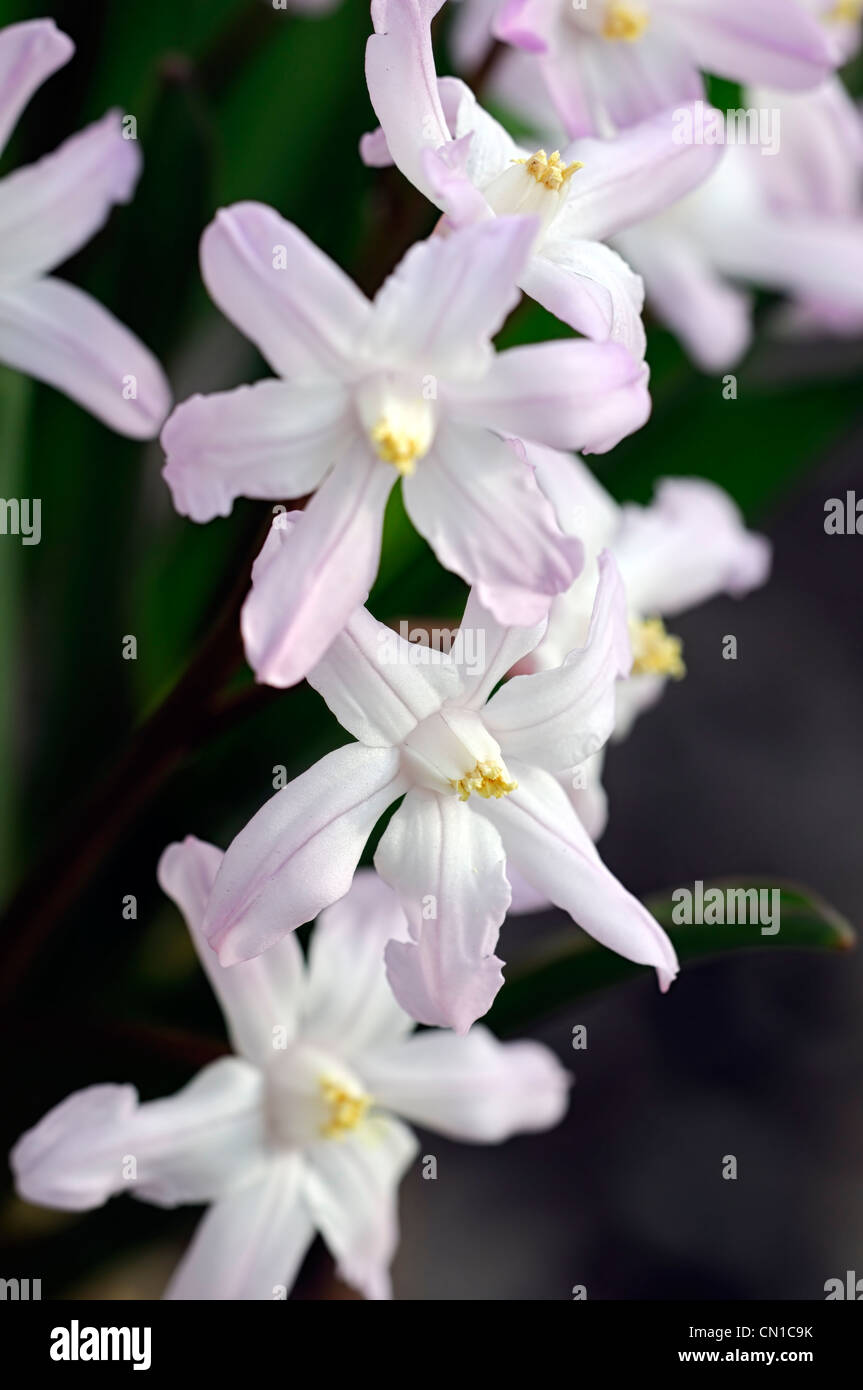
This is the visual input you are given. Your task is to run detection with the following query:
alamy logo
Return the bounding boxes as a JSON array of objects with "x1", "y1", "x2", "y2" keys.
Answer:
[
  {"x1": 824, "y1": 1271, "x2": 863, "y2": 1299},
  {"x1": 0, "y1": 1276, "x2": 41, "y2": 1299},
  {"x1": 671, "y1": 881, "x2": 780, "y2": 935},
  {"x1": 0, "y1": 497, "x2": 40, "y2": 545},
  {"x1": 50, "y1": 1321, "x2": 151, "y2": 1370}
]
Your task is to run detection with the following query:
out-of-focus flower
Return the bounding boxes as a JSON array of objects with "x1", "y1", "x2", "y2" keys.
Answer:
[
  {"x1": 450, "y1": 0, "x2": 835, "y2": 136},
  {"x1": 612, "y1": 80, "x2": 863, "y2": 369},
  {"x1": 205, "y1": 521, "x2": 678, "y2": 1031},
  {"x1": 364, "y1": 0, "x2": 723, "y2": 355},
  {"x1": 808, "y1": 0, "x2": 862, "y2": 63},
  {"x1": 163, "y1": 210, "x2": 650, "y2": 685},
  {"x1": 0, "y1": 20, "x2": 170, "y2": 436},
  {"x1": 507, "y1": 446, "x2": 770, "y2": 858},
  {"x1": 11, "y1": 851, "x2": 571, "y2": 1301}
]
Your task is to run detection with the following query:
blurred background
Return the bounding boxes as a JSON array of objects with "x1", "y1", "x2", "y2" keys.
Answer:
[{"x1": 0, "y1": 0, "x2": 861, "y2": 1299}]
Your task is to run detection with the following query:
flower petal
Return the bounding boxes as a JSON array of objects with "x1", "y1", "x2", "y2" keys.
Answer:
[
  {"x1": 521, "y1": 239, "x2": 646, "y2": 357},
  {"x1": 0, "y1": 111, "x2": 140, "y2": 285},
  {"x1": 303, "y1": 1114, "x2": 418, "y2": 1300},
  {"x1": 366, "y1": 0, "x2": 451, "y2": 202},
  {"x1": 204, "y1": 744, "x2": 406, "y2": 965},
  {"x1": 571, "y1": 27, "x2": 703, "y2": 133},
  {"x1": 360, "y1": 1024, "x2": 570, "y2": 1142},
  {"x1": 665, "y1": 0, "x2": 833, "y2": 91},
  {"x1": 158, "y1": 838, "x2": 306, "y2": 1068},
  {"x1": 484, "y1": 551, "x2": 631, "y2": 773},
  {"x1": 448, "y1": 339, "x2": 651, "y2": 454},
  {"x1": 0, "y1": 276, "x2": 170, "y2": 437},
  {"x1": 165, "y1": 1157, "x2": 314, "y2": 1301},
  {"x1": 557, "y1": 106, "x2": 725, "y2": 244},
  {"x1": 613, "y1": 477, "x2": 771, "y2": 617},
  {"x1": 477, "y1": 762, "x2": 678, "y2": 989},
  {"x1": 454, "y1": 585, "x2": 547, "y2": 711},
  {"x1": 376, "y1": 789, "x2": 511, "y2": 1033},
  {"x1": 364, "y1": 217, "x2": 536, "y2": 381},
  {"x1": 241, "y1": 441, "x2": 395, "y2": 688},
  {"x1": 200, "y1": 202, "x2": 370, "y2": 379},
  {"x1": 309, "y1": 600, "x2": 461, "y2": 747},
  {"x1": 11, "y1": 1057, "x2": 267, "y2": 1213},
  {"x1": 0, "y1": 19, "x2": 73, "y2": 157},
  {"x1": 161, "y1": 380, "x2": 353, "y2": 522},
  {"x1": 403, "y1": 422, "x2": 583, "y2": 627},
  {"x1": 303, "y1": 869, "x2": 414, "y2": 1055}
]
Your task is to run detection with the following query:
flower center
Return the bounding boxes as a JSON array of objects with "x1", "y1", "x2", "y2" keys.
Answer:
[
  {"x1": 514, "y1": 149, "x2": 583, "y2": 191},
  {"x1": 602, "y1": 2, "x2": 650, "y2": 41},
  {"x1": 630, "y1": 618, "x2": 685, "y2": 679},
  {"x1": 826, "y1": 0, "x2": 862, "y2": 21},
  {"x1": 319, "y1": 1077, "x2": 372, "y2": 1138},
  {"x1": 370, "y1": 418, "x2": 426, "y2": 475},
  {"x1": 451, "y1": 760, "x2": 518, "y2": 802}
]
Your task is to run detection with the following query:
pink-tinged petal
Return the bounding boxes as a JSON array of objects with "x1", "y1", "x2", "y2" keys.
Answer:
[
  {"x1": 614, "y1": 224, "x2": 753, "y2": 372},
  {"x1": 506, "y1": 862, "x2": 553, "y2": 913},
  {"x1": 448, "y1": 339, "x2": 651, "y2": 454},
  {"x1": 484, "y1": 551, "x2": 630, "y2": 773},
  {"x1": 161, "y1": 380, "x2": 352, "y2": 522},
  {"x1": 0, "y1": 276, "x2": 170, "y2": 438},
  {"x1": 420, "y1": 139, "x2": 492, "y2": 227},
  {"x1": 0, "y1": 111, "x2": 140, "y2": 285},
  {"x1": 0, "y1": 19, "x2": 73, "y2": 157},
  {"x1": 403, "y1": 422, "x2": 583, "y2": 627},
  {"x1": 558, "y1": 106, "x2": 725, "y2": 243},
  {"x1": 200, "y1": 203, "x2": 370, "y2": 379},
  {"x1": 165, "y1": 1158, "x2": 314, "y2": 1301},
  {"x1": 361, "y1": 1024, "x2": 571, "y2": 1142},
  {"x1": 376, "y1": 789, "x2": 511, "y2": 1033},
  {"x1": 157, "y1": 838, "x2": 306, "y2": 1068},
  {"x1": 303, "y1": 870, "x2": 414, "y2": 1054},
  {"x1": 204, "y1": 744, "x2": 406, "y2": 965},
  {"x1": 11, "y1": 1058, "x2": 266, "y2": 1213},
  {"x1": 454, "y1": 585, "x2": 548, "y2": 710},
  {"x1": 707, "y1": 213, "x2": 863, "y2": 319},
  {"x1": 748, "y1": 82, "x2": 863, "y2": 220},
  {"x1": 494, "y1": 0, "x2": 553, "y2": 52},
  {"x1": 572, "y1": 28, "x2": 703, "y2": 132},
  {"x1": 521, "y1": 240, "x2": 646, "y2": 357},
  {"x1": 527, "y1": 440, "x2": 621, "y2": 549},
  {"x1": 303, "y1": 1115, "x2": 417, "y2": 1301},
  {"x1": 359, "y1": 125, "x2": 393, "y2": 167},
  {"x1": 440, "y1": 76, "x2": 520, "y2": 188},
  {"x1": 477, "y1": 762, "x2": 678, "y2": 989},
  {"x1": 366, "y1": 0, "x2": 451, "y2": 202},
  {"x1": 241, "y1": 442, "x2": 394, "y2": 689},
  {"x1": 450, "y1": 0, "x2": 502, "y2": 69},
  {"x1": 614, "y1": 477, "x2": 771, "y2": 617},
  {"x1": 365, "y1": 217, "x2": 536, "y2": 381},
  {"x1": 309, "y1": 597, "x2": 461, "y2": 747},
  {"x1": 663, "y1": 0, "x2": 834, "y2": 91}
]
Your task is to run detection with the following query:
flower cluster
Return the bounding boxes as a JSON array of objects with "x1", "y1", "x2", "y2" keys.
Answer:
[{"x1": 9, "y1": 0, "x2": 854, "y2": 1299}]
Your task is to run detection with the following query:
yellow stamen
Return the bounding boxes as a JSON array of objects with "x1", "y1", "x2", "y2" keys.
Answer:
[
  {"x1": 826, "y1": 0, "x2": 862, "y2": 21},
  {"x1": 603, "y1": 3, "x2": 650, "y2": 41},
  {"x1": 319, "y1": 1078, "x2": 371, "y2": 1139},
  {"x1": 630, "y1": 617, "x2": 686, "y2": 680},
  {"x1": 370, "y1": 418, "x2": 424, "y2": 476},
  {"x1": 513, "y1": 149, "x2": 584, "y2": 191},
  {"x1": 451, "y1": 760, "x2": 518, "y2": 802}
]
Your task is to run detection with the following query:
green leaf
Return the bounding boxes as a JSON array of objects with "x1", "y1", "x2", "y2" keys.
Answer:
[{"x1": 488, "y1": 880, "x2": 856, "y2": 1034}]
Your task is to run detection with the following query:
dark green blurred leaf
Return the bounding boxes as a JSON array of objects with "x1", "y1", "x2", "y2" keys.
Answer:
[{"x1": 489, "y1": 880, "x2": 855, "y2": 1033}]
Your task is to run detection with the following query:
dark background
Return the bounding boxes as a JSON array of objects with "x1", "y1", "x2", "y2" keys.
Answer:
[{"x1": 0, "y1": 0, "x2": 860, "y2": 1299}]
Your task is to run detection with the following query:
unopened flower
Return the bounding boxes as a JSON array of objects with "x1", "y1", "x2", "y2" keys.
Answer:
[
  {"x1": 163, "y1": 210, "x2": 650, "y2": 685},
  {"x1": 364, "y1": 0, "x2": 724, "y2": 354},
  {"x1": 11, "y1": 849, "x2": 570, "y2": 1300},
  {"x1": 206, "y1": 521, "x2": 678, "y2": 1032},
  {"x1": 451, "y1": 0, "x2": 834, "y2": 136},
  {"x1": 0, "y1": 20, "x2": 170, "y2": 436}
]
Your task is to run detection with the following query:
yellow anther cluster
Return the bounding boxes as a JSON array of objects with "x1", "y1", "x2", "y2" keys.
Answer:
[
  {"x1": 630, "y1": 618, "x2": 686, "y2": 680},
  {"x1": 370, "y1": 419, "x2": 422, "y2": 475},
  {"x1": 320, "y1": 1078, "x2": 371, "y2": 1138},
  {"x1": 516, "y1": 149, "x2": 584, "y2": 191},
  {"x1": 451, "y1": 761, "x2": 518, "y2": 802},
  {"x1": 827, "y1": 0, "x2": 862, "y2": 22},
  {"x1": 603, "y1": 3, "x2": 650, "y2": 41}
]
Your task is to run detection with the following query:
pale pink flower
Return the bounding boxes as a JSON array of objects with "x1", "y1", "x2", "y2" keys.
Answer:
[
  {"x1": 11, "y1": 850, "x2": 570, "y2": 1301},
  {"x1": 0, "y1": 20, "x2": 170, "y2": 436}
]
